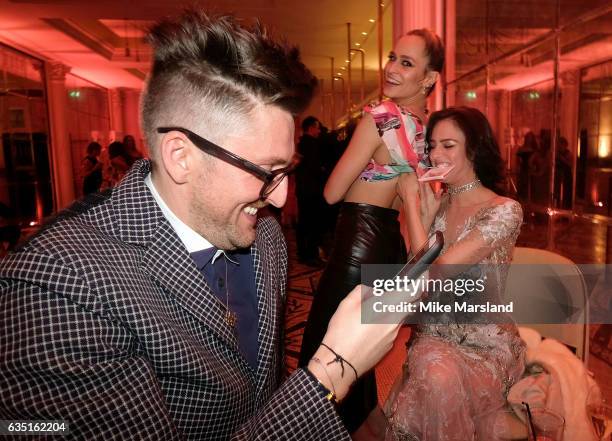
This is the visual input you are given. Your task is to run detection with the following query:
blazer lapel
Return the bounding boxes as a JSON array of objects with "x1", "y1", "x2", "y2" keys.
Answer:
[
  {"x1": 252, "y1": 232, "x2": 279, "y2": 397},
  {"x1": 111, "y1": 160, "x2": 258, "y2": 376},
  {"x1": 140, "y1": 221, "x2": 240, "y2": 351}
]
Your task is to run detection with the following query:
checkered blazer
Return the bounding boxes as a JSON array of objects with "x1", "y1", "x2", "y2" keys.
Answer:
[{"x1": 0, "y1": 160, "x2": 349, "y2": 440}]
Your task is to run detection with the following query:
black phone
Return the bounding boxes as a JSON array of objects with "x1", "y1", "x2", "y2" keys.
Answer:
[
  {"x1": 360, "y1": 231, "x2": 444, "y2": 317},
  {"x1": 396, "y1": 231, "x2": 444, "y2": 280}
]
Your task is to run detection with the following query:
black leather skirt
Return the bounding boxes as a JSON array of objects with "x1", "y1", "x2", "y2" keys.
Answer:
[{"x1": 299, "y1": 202, "x2": 407, "y2": 432}]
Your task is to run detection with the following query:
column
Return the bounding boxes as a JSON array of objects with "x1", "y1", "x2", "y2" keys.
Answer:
[
  {"x1": 495, "y1": 90, "x2": 514, "y2": 179},
  {"x1": 120, "y1": 88, "x2": 143, "y2": 149},
  {"x1": 559, "y1": 70, "x2": 580, "y2": 209},
  {"x1": 444, "y1": 0, "x2": 456, "y2": 107},
  {"x1": 559, "y1": 70, "x2": 580, "y2": 153},
  {"x1": 45, "y1": 61, "x2": 75, "y2": 210},
  {"x1": 393, "y1": 0, "x2": 433, "y2": 41},
  {"x1": 108, "y1": 88, "x2": 124, "y2": 142}
]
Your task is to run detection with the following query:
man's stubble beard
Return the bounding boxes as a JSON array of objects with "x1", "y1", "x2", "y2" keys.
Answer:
[{"x1": 188, "y1": 180, "x2": 255, "y2": 251}]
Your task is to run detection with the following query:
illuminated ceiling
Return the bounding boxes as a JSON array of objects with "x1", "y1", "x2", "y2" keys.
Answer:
[
  {"x1": 0, "y1": 0, "x2": 393, "y2": 93},
  {"x1": 1, "y1": 0, "x2": 611, "y2": 100}
]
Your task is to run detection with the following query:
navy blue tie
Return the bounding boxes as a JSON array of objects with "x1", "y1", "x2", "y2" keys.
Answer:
[{"x1": 189, "y1": 248, "x2": 259, "y2": 370}]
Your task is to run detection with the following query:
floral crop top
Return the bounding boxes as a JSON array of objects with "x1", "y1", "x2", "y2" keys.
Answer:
[{"x1": 359, "y1": 100, "x2": 427, "y2": 182}]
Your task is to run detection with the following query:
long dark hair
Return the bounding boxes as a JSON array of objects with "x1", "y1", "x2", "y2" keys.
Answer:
[{"x1": 426, "y1": 106, "x2": 505, "y2": 194}]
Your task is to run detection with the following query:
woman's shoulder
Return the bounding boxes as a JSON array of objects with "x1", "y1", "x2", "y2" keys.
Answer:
[
  {"x1": 483, "y1": 196, "x2": 522, "y2": 216},
  {"x1": 363, "y1": 99, "x2": 402, "y2": 116},
  {"x1": 363, "y1": 99, "x2": 387, "y2": 113},
  {"x1": 472, "y1": 196, "x2": 523, "y2": 244},
  {"x1": 363, "y1": 100, "x2": 423, "y2": 139}
]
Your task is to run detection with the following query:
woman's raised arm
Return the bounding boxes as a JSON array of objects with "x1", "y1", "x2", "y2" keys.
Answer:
[{"x1": 323, "y1": 113, "x2": 383, "y2": 204}]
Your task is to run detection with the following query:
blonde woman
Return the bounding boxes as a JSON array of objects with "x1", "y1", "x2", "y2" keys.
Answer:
[{"x1": 299, "y1": 29, "x2": 444, "y2": 434}]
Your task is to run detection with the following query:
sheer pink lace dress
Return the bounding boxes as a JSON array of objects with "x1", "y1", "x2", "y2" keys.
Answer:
[{"x1": 384, "y1": 197, "x2": 526, "y2": 441}]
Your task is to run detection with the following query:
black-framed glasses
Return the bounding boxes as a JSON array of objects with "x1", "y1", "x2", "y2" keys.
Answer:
[{"x1": 157, "y1": 127, "x2": 294, "y2": 200}]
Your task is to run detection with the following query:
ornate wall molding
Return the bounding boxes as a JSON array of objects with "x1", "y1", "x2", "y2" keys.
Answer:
[
  {"x1": 560, "y1": 70, "x2": 579, "y2": 87},
  {"x1": 47, "y1": 61, "x2": 71, "y2": 81}
]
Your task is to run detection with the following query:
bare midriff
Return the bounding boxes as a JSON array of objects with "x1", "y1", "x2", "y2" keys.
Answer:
[{"x1": 343, "y1": 178, "x2": 403, "y2": 211}]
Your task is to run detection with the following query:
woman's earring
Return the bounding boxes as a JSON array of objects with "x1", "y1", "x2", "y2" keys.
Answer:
[{"x1": 422, "y1": 85, "x2": 429, "y2": 95}]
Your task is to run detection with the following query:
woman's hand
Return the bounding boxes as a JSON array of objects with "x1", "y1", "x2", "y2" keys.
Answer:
[
  {"x1": 396, "y1": 172, "x2": 420, "y2": 202},
  {"x1": 418, "y1": 179, "x2": 443, "y2": 226}
]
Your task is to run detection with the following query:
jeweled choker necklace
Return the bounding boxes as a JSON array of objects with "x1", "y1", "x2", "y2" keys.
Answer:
[{"x1": 447, "y1": 179, "x2": 482, "y2": 195}]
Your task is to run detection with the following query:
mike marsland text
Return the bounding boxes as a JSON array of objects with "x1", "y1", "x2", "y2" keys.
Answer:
[{"x1": 371, "y1": 300, "x2": 514, "y2": 314}]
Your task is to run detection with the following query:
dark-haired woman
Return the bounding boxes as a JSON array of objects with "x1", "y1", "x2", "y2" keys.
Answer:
[
  {"x1": 384, "y1": 107, "x2": 525, "y2": 441},
  {"x1": 123, "y1": 134, "x2": 144, "y2": 167},
  {"x1": 105, "y1": 141, "x2": 130, "y2": 188},
  {"x1": 298, "y1": 29, "x2": 444, "y2": 433}
]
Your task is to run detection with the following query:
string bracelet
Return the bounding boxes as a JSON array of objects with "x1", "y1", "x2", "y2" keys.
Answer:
[{"x1": 320, "y1": 342, "x2": 359, "y2": 381}]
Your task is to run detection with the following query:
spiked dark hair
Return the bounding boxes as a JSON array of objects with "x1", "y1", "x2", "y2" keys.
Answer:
[{"x1": 141, "y1": 10, "x2": 317, "y2": 157}]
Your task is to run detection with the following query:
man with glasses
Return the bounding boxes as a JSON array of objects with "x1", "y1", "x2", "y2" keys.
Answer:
[{"x1": 0, "y1": 10, "x2": 404, "y2": 440}]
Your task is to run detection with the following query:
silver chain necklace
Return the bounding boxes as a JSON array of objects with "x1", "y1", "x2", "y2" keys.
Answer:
[{"x1": 447, "y1": 179, "x2": 482, "y2": 196}]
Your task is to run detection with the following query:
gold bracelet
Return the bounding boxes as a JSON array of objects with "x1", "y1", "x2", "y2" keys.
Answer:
[
  {"x1": 311, "y1": 356, "x2": 337, "y2": 400},
  {"x1": 304, "y1": 364, "x2": 337, "y2": 404}
]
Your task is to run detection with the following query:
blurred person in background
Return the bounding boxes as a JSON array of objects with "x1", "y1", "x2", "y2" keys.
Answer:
[
  {"x1": 295, "y1": 116, "x2": 325, "y2": 267},
  {"x1": 105, "y1": 140, "x2": 130, "y2": 187},
  {"x1": 123, "y1": 134, "x2": 145, "y2": 167},
  {"x1": 516, "y1": 130, "x2": 538, "y2": 200},
  {"x1": 81, "y1": 141, "x2": 103, "y2": 195}
]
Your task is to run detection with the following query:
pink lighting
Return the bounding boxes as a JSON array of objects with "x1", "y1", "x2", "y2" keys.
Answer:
[
  {"x1": 491, "y1": 39, "x2": 612, "y2": 92},
  {"x1": 591, "y1": 186, "x2": 599, "y2": 205}
]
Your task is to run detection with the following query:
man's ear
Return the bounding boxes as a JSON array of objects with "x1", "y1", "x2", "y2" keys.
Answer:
[{"x1": 159, "y1": 131, "x2": 192, "y2": 184}]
